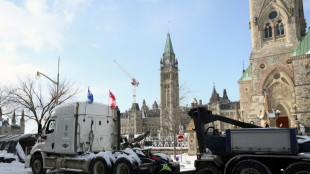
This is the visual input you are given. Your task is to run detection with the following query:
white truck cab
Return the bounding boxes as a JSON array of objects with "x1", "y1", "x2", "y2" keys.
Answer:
[
  {"x1": 41, "y1": 102, "x2": 117, "y2": 154},
  {"x1": 25, "y1": 102, "x2": 180, "y2": 174}
]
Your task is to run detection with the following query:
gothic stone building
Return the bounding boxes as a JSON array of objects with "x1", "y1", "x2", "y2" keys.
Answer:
[
  {"x1": 121, "y1": 33, "x2": 191, "y2": 136},
  {"x1": 208, "y1": 87, "x2": 241, "y2": 131},
  {"x1": 239, "y1": 0, "x2": 310, "y2": 131},
  {"x1": 0, "y1": 108, "x2": 25, "y2": 135}
]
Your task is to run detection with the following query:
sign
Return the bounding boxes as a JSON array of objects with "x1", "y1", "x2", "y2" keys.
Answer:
[
  {"x1": 178, "y1": 135, "x2": 184, "y2": 143},
  {"x1": 179, "y1": 125, "x2": 184, "y2": 135}
]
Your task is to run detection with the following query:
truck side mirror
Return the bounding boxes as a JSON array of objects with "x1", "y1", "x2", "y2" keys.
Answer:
[{"x1": 38, "y1": 123, "x2": 42, "y2": 135}]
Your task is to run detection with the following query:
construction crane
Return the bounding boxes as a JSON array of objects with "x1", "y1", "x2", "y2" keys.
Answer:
[{"x1": 113, "y1": 60, "x2": 139, "y2": 104}]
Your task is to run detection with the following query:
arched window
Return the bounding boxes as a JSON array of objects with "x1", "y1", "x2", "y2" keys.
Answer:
[
  {"x1": 264, "y1": 23, "x2": 272, "y2": 38},
  {"x1": 276, "y1": 20, "x2": 284, "y2": 36}
]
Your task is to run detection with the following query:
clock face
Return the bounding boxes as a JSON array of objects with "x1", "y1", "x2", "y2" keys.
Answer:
[{"x1": 165, "y1": 59, "x2": 169, "y2": 65}]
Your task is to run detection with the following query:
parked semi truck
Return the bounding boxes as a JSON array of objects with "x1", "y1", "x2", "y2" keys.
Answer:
[
  {"x1": 25, "y1": 102, "x2": 180, "y2": 174},
  {"x1": 188, "y1": 107, "x2": 310, "y2": 174}
]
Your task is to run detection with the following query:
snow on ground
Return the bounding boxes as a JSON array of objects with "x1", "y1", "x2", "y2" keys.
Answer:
[
  {"x1": 0, "y1": 153, "x2": 196, "y2": 174},
  {"x1": 171, "y1": 153, "x2": 196, "y2": 172},
  {"x1": 0, "y1": 161, "x2": 32, "y2": 174}
]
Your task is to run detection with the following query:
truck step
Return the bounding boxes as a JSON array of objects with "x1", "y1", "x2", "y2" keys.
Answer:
[{"x1": 60, "y1": 168, "x2": 84, "y2": 172}]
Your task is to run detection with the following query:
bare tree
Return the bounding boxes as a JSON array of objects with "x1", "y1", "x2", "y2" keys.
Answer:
[
  {"x1": 0, "y1": 86, "x2": 11, "y2": 113},
  {"x1": 7, "y1": 76, "x2": 80, "y2": 132},
  {"x1": 160, "y1": 84, "x2": 192, "y2": 158}
]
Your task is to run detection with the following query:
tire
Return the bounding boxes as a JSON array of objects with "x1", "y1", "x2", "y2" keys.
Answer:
[
  {"x1": 31, "y1": 154, "x2": 46, "y2": 174},
  {"x1": 90, "y1": 157, "x2": 111, "y2": 174},
  {"x1": 232, "y1": 159, "x2": 272, "y2": 174},
  {"x1": 284, "y1": 162, "x2": 310, "y2": 174},
  {"x1": 113, "y1": 158, "x2": 135, "y2": 174},
  {"x1": 196, "y1": 162, "x2": 220, "y2": 174}
]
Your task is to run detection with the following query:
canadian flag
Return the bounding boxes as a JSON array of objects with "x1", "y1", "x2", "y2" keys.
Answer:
[{"x1": 109, "y1": 90, "x2": 117, "y2": 108}]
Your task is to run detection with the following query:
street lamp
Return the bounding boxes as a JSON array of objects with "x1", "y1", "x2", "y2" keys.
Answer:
[
  {"x1": 276, "y1": 110, "x2": 280, "y2": 127},
  {"x1": 293, "y1": 104, "x2": 298, "y2": 120},
  {"x1": 36, "y1": 57, "x2": 60, "y2": 105}
]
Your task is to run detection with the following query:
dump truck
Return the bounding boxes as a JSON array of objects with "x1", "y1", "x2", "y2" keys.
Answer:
[
  {"x1": 188, "y1": 107, "x2": 310, "y2": 174},
  {"x1": 25, "y1": 102, "x2": 179, "y2": 174}
]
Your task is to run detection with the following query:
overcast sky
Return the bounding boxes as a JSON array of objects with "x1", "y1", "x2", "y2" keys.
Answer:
[{"x1": 1, "y1": 0, "x2": 310, "y2": 133}]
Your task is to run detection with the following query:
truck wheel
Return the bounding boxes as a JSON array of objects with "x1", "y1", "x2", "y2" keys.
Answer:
[
  {"x1": 90, "y1": 157, "x2": 110, "y2": 174},
  {"x1": 284, "y1": 162, "x2": 310, "y2": 174},
  {"x1": 31, "y1": 154, "x2": 46, "y2": 174},
  {"x1": 113, "y1": 158, "x2": 134, "y2": 174},
  {"x1": 196, "y1": 162, "x2": 220, "y2": 174},
  {"x1": 232, "y1": 159, "x2": 271, "y2": 174}
]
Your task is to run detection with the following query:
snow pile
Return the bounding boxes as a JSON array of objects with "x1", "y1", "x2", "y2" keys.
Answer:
[
  {"x1": 133, "y1": 149, "x2": 146, "y2": 157},
  {"x1": 171, "y1": 153, "x2": 195, "y2": 172},
  {"x1": 297, "y1": 135, "x2": 310, "y2": 143},
  {"x1": 154, "y1": 153, "x2": 172, "y2": 162},
  {"x1": 77, "y1": 151, "x2": 116, "y2": 166},
  {"x1": 201, "y1": 154, "x2": 216, "y2": 160},
  {"x1": 117, "y1": 148, "x2": 141, "y2": 165},
  {"x1": 0, "y1": 150, "x2": 16, "y2": 160},
  {"x1": 0, "y1": 161, "x2": 31, "y2": 174}
]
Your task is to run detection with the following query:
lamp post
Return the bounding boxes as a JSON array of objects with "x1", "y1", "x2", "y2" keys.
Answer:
[
  {"x1": 276, "y1": 110, "x2": 280, "y2": 127},
  {"x1": 293, "y1": 104, "x2": 299, "y2": 130},
  {"x1": 293, "y1": 104, "x2": 298, "y2": 120},
  {"x1": 36, "y1": 57, "x2": 60, "y2": 105}
]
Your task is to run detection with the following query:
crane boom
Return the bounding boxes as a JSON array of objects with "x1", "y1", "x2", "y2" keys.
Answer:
[{"x1": 113, "y1": 60, "x2": 139, "y2": 104}]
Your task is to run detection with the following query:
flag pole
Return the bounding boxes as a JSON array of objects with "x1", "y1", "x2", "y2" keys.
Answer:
[
  {"x1": 108, "y1": 90, "x2": 110, "y2": 116},
  {"x1": 85, "y1": 86, "x2": 89, "y2": 115}
]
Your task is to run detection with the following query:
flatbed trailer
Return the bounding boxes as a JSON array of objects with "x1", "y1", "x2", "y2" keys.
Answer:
[{"x1": 188, "y1": 107, "x2": 310, "y2": 174}]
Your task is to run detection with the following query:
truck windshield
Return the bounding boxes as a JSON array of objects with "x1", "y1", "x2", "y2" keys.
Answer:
[{"x1": 46, "y1": 120, "x2": 55, "y2": 134}]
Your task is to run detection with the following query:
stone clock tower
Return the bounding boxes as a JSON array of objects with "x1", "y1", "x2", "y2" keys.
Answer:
[
  {"x1": 239, "y1": 0, "x2": 308, "y2": 129},
  {"x1": 160, "y1": 33, "x2": 179, "y2": 133}
]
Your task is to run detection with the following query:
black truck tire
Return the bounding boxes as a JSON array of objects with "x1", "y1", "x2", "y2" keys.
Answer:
[
  {"x1": 113, "y1": 158, "x2": 135, "y2": 174},
  {"x1": 284, "y1": 162, "x2": 310, "y2": 174},
  {"x1": 232, "y1": 159, "x2": 272, "y2": 174},
  {"x1": 31, "y1": 154, "x2": 46, "y2": 174},
  {"x1": 196, "y1": 162, "x2": 220, "y2": 174},
  {"x1": 90, "y1": 157, "x2": 111, "y2": 174}
]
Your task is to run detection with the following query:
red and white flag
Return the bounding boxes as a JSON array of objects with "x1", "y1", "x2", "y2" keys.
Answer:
[{"x1": 109, "y1": 90, "x2": 117, "y2": 108}]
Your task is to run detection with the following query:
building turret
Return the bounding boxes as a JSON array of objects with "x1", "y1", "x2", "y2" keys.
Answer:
[
  {"x1": 223, "y1": 89, "x2": 229, "y2": 100},
  {"x1": 152, "y1": 101, "x2": 158, "y2": 110},
  {"x1": 209, "y1": 86, "x2": 220, "y2": 103},
  {"x1": 141, "y1": 99, "x2": 148, "y2": 113}
]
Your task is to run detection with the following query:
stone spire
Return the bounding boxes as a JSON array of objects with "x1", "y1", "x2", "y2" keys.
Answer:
[
  {"x1": 163, "y1": 33, "x2": 175, "y2": 57},
  {"x1": 209, "y1": 86, "x2": 220, "y2": 103},
  {"x1": 222, "y1": 89, "x2": 229, "y2": 100},
  {"x1": 20, "y1": 109, "x2": 25, "y2": 133},
  {"x1": 12, "y1": 111, "x2": 16, "y2": 125},
  {"x1": 143, "y1": 99, "x2": 146, "y2": 105},
  {"x1": 152, "y1": 101, "x2": 158, "y2": 110},
  {"x1": 142, "y1": 99, "x2": 148, "y2": 112}
]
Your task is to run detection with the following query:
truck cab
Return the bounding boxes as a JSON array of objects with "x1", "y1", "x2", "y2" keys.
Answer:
[{"x1": 25, "y1": 102, "x2": 180, "y2": 174}]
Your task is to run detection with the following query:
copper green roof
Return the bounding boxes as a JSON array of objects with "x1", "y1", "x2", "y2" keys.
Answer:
[
  {"x1": 163, "y1": 33, "x2": 175, "y2": 57},
  {"x1": 238, "y1": 66, "x2": 251, "y2": 82},
  {"x1": 291, "y1": 31, "x2": 310, "y2": 57}
]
